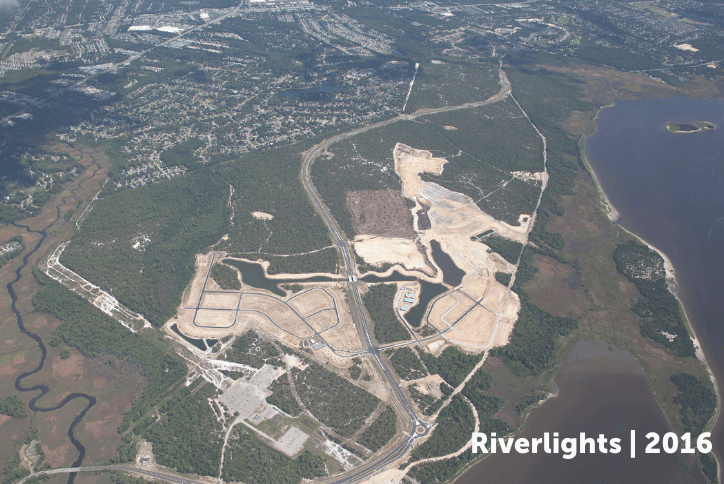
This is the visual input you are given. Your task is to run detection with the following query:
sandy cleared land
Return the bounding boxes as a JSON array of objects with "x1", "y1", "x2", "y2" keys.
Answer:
[
  {"x1": 172, "y1": 308, "x2": 249, "y2": 339},
  {"x1": 444, "y1": 306, "x2": 498, "y2": 347},
  {"x1": 394, "y1": 143, "x2": 448, "y2": 199},
  {"x1": 184, "y1": 253, "x2": 214, "y2": 307},
  {"x1": 251, "y1": 211, "x2": 274, "y2": 220},
  {"x1": 511, "y1": 170, "x2": 547, "y2": 190},
  {"x1": 241, "y1": 294, "x2": 314, "y2": 339},
  {"x1": 354, "y1": 236, "x2": 432, "y2": 273},
  {"x1": 287, "y1": 288, "x2": 334, "y2": 317},
  {"x1": 200, "y1": 292, "x2": 241, "y2": 310},
  {"x1": 320, "y1": 314, "x2": 363, "y2": 352},
  {"x1": 306, "y1": 311, "x2": 336, "y2": 332},
  {"x1": 319, "y1": 289, "x2": 364, "y2": 352},
  {"x1": 195, "y1": 309, "x2": 237, "y2": 327},
  {"x1": 405, "y1": 374, "x2": 445, "y2": 398},
  {"x1": 479, "y1": 281, "x2": 519, "y2": 317},
  {"x1": 426, "y1": 293, "x2": 476, "y2": 330}
]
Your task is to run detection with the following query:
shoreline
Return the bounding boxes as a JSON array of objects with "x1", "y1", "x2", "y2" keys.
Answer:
[{"x1": 581, "y1": 123, "x2": 722, "y2": 480}]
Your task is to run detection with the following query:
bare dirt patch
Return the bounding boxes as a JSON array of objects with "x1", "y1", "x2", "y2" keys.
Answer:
[
  {"x1": 196, "y1": 309, "x2": 237, "y2": 327},
  {"x1": 251, "y1": 211, "x2": 274, "y2": 220},
  {"x1": 306, "y1": 311, "x2": 336, "y2": 332},
  {"x1": 346, "y1": 190, "x2": 415, "y2": 238},
  {"x1": 353, "y1": 236, "x2": 432, "y2": 273},
  {"x1": 200, "y1": 292, "x2": 240, "y2": 310},
  {"x1": 287, "y1": 288, "x2": 335, "y2": 318},
  {"x1": 394, "y1": 143, "x2": 448, "y2": 200}
]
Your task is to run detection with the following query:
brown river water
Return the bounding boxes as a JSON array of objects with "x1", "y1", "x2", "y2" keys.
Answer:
[{"x1": 456, "y1": 339, "x2": 707, "y2": 483}]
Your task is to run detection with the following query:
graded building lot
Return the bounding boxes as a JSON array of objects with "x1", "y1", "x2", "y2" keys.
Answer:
[
  {"x1": 426, "y1": 293, "x2": 477, "y2": 330},
  {"x1": 200, "y1": 292, "x2": 241, "y2": 310},
  {"x1": 195, "y1": 309, "x2": 237, "y2": 328},
  {"x1": 346, "y1": 190, "x2": 416, "y2": 238},
  {"x1": 306, "y1": 310, "x2": 337, "y2": 332},
  {"x1": 443, "y1": 305, "x2": 498, "y2": 347},
  {"x1": 287, "y1": 288, "x2": 335, "y2": 317}
]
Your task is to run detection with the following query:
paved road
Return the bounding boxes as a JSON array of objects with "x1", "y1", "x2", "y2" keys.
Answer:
[
  {"x1": 17, "y1": 465, "x2": 208, "y2": 484},
  {"x1": 299, "y1": 67, "x2": 511, "y2": 483},
  {"x1": 15, "y1": 68, "x2": 512, "y2": 484}
]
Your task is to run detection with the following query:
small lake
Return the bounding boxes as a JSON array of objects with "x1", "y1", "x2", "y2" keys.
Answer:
[
  {"x1": 222, "y1": 259, "x2": 342, "y2": 297},
  {"x1": 430, "y1": 239, "x2": 465, "y2": 287},
  {"x1": 404, "y1": 280, "x2": 448, "y2": 328}
]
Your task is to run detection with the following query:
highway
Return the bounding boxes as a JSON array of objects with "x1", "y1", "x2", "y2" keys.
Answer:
[
  {"x1": 299, "y1": 66, "x2": 511, "y2": 482},
  {"x1": 14, "y1": 67, "x2": 512, "y2": 484}
]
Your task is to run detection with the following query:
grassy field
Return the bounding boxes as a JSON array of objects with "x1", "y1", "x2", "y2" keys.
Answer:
[{"x1": 0, "y1": 146, "x2": 145, "y2": 472}]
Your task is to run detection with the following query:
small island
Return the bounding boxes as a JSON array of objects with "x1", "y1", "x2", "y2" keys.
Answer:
[{"x1": 667, "y1": 121, "x2": 717, "y2": 133}]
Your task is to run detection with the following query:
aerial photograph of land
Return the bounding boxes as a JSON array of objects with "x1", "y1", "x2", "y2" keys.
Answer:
[{"x1": 0, "y1": 0, "x2": 723, "y2": 483}]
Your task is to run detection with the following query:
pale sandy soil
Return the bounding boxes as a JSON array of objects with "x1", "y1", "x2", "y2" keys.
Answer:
[
  {"x1": 306, "y1": 311, "x2": 336, "y2": 332},
  {"x1": 318, "y1": 289, "x2": 364, "y2": 352},
  {"x1": 511, "y1": 170, "x2": 547, "y2": 184},
  {"x1": 287, "y1": 288, "x2": 334, "y2": 317},
  {"x1": 200, "y1": 292, "x2": 240, "y2": 310},
  {"x1": 251, "y1": 211, "x2": 274, "y2": 220},
  {"x1": 426, "y1": 293, "x2": 476, "y2": 330},
  {"x1": 442, "y1": 306, "x2": 497, "y2": 347},
  {"x1": 353, "y1": 236, "x2": 432, "y2": 273},
  {"x1": 196, "y1": 309, "x2": 237, "y2": 327},
  {"x1": 404, "y1": 374, "x2": 444, "y2": 398},
  {"x1": 359, "y1": 468, "x2": 406, "y2": 484},
  {"x1": 674, "y1": 43, "x2": 699, "y2": 52},
  {"x1": 394, "y1": 143, "x2": 448, "y2": 199},
  {"x1": 243, "y1": 294, "x2": 315, "y2": 339}
]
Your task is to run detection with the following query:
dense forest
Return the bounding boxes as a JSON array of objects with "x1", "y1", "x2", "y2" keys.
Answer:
[
  {"x1": 264, "y1": 249, "x2": 339, "y2": 275},
  {"x1": 217, "y1": 142, "x2": 333, "y2": 259},
  {"x1": 210, "y1": 262, "x2": 241, "y2": 290},
  {"x1": 491, "y1": 298, "x2": 577, "y2": 377},
  {"x1": 670, "y1": 372, "x2": 717, "y2": 435},
  {"x1": 482, "y1": 235, "x2": 524, "y2": 265},
  {"x1": 409, "y1": 395, "x2": 474, "y2": 462},
  {"x1": 363, "y1": 284, "x2": 410, "y2": 344},
  {"x1": 357, "y1": 406, "x2": 398, "y2": 452},
  {"x1": 225, "y1": 330, "x2": 283, "y2": 369},
  {"x1": 142, "y1": 382, "x2": 224, "y2": 476},
  {"x1": 266, "y1": 375, "x2": 303, "y2": 417},
  {"x1": 403, "y1": 61, "x2": 500, "y2": 113},
  {"x1": 222, "y1": 427, "x2": 327, "y2": 484},
  {"x1": 495, "y1": 271, "x2": 512, "y2": 287},
  {"x1": 387, "y1": 347, "x2": 428, "y2": 381},
  {"x1": 613, "y1": 241, "x2": 696, "y2": 357},
  {"x1": 420, "y1": 346, "x2": 482, "y2": 387},
  {"x1": 0, "y1": 395, "x2": 27, "y2": 419},
  {"x1": 60, "y1": 170, "x2": 229, "y2": 326},
  {"x1": 291, "y1": 360, "x2": 380, "y2": 438}
]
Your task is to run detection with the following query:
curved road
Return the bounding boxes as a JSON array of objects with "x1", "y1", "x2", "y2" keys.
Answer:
[
  {"x1": 299, "y1": 67, "x2": 512, "y2": 483},
  {"x1": 15, "y1": 68, "x2": 512, "y2": 484}
]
